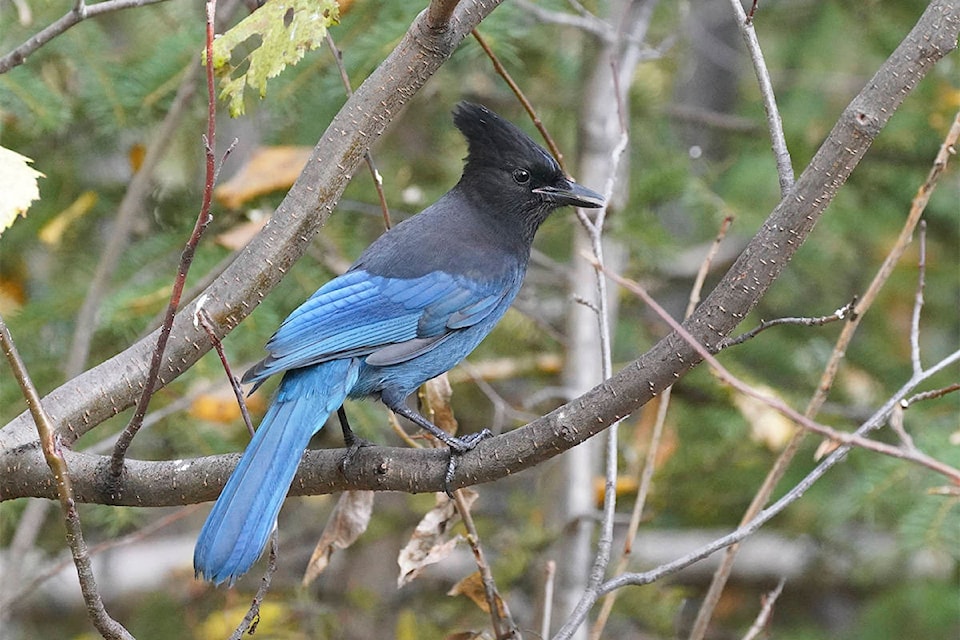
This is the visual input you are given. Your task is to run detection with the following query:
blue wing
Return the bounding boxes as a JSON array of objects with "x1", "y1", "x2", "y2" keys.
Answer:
[{"x1": 243, "y1": 268, "x2": 513, "y2": 386}]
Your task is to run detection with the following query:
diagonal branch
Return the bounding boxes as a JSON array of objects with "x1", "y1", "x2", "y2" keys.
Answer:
[
  {"x1": 0, "y1": 0, "x2": 173, "y2": 74},
  {"x1": 2, "y1": 1, "x2": 959, "y2": 509},
  {"x1": 1, "y1": 0, "x2": 506, "y2": 456}
]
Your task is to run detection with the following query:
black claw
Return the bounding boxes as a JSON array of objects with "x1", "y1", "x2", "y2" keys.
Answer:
[
  {"x1": 441, "y1": 429, "x2": 493, "y2": 495},
  {"x1": 446, "y1": 428, "x2": 493, "y2": 453},
  {"x1": 443, "y1": 453, "x2": 458, "y2": 498},
  {"x1": 338, "y1": 435, "x2": 374, "y2": 476},
  {"x1": 337, "y1": 405, "x2": 374, "y2": 476}
]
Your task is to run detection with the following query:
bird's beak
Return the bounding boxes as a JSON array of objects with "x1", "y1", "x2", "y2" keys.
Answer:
[{"x1": 533, "y1": 179, "x2": 605, "y2": 209}]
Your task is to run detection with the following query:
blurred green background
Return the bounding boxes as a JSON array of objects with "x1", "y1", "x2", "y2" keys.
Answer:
[{"x1": 1, "y1": 1, "x2": 957, "y2": 638}]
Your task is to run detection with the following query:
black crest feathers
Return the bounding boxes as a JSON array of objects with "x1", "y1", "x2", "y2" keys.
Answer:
[{"x1": 452, "y1": 102, "x2": 558, "y2": 173}]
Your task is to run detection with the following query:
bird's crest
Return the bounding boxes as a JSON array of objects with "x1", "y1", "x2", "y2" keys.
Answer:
[{"x1": 453, "y1": 102, "x2": 559, "y2": 174}]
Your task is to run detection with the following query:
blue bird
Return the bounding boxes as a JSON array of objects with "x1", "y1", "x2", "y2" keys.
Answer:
[{"x1": 193, "y1": 102, "x2": 604, "y2": 585}]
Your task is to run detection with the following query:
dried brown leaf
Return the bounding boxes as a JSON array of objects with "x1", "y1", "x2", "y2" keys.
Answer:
[
  {"x1": 447, "y1": 571, "x2": 490, "y2": 612},
  {"x1": 397, "y1": 490, "x2": 477, "y2": 587},
  {"x1": 302, "y1": 490, "x2": 374, "y2": 586},
  {"x1": 215, "y1": 217, "x2": 267, "y2": 251},
  {"x1": 420, "y1": 374, "x2": 458, "y2": 436},
  {"x1": 214, "y1": 145, "x2": 313, "y2": 209}
]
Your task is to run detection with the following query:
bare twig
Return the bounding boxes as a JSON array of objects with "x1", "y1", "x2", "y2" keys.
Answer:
[
  {"x1": 453, "y1": 490, "x2": 519, "y2": 639},
  {"x1": 902, "y1": 383, "x2": 960, "y2": 408},
  {"x1": 0, "y1": 315, "x2": 134, "y2": 639},
  {"x1": 560, "y1": 58, "x2": 630, "y2": 640},
  {"x1": 726, "y1": 0, "x2": 794, "y2": 194},
  {"x1": 910, "y1": 221, "x2": 927, "y2": 375},
  {"x1": 196, "y1": 306, "x2": 255, "y2": 437},
  {"x1": 2, "y1": 505, "x2": 201, "y2": 612},
  {"x1": 720, "y1": 298, "x2": 856, "y2": 349},
  {"x1": 426, "y1": 0, "x2": 462, "y2": 30},
  {"x1": 228, "y1": 532, "x2": 280, "y2": 640},
  {"x1": 601, "y1": 265, "x2": 960, "y2": 479},
  {"x1": 325, "y1": 31, "x2": 392, "y2": 229},
  {"x1": 741, "y1": 578, "x2": 785, "y2": 640},
  {"x1": 540, "y1": 560, "x2": 557, "y2": 639},
  {"x1": 513, "y1": 0, "x2": 610, "y2": 38},
  {"x1": 689, "y1": 106, "x2": 960, "y2": 640},
  {"x1": 472, "y1": 28, "x2": 567, "y2": 171},
  {"x1": 576, "y1": 340, "x2": 960, "y2": 628},
  {"x1": 0, "y1": 0, "x2": 173, "y2": 74},
  {"x1": 590, "y1": 215, "x2": 733, "y2": 640},
  {"x1": 110, "y1": 0, "x2": 231, "y2": 475}
]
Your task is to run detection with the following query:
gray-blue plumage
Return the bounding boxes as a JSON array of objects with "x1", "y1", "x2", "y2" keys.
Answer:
[{"x1": 193, "y1": 102, "x2": 604, "y2": 585}]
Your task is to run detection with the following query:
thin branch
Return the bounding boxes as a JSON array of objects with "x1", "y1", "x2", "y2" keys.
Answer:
[
  {"x1": 910, "y1": 221, "x2": 927, "y2": 375},
  {"x1": 196, "y1": 306, "x2": 255, "y2": 437},
  {"x1": 454, "y1": 490, "x2": 519, "y2": 639},
  {"x1": 513, "y1": 0, "x2": 610, "y2": 39},
  {"x1": 325, "y1": 31, "x2": 392, "y2": 229},
  {"x1": 2, "y1": 505, "x2": 201, "y2": 613},
  {"x1": 426, "y1": 0, "x2": 462, "y2": 30},
  {"x1": 720, "y1": 298, "x2": 856, "y2": 349},
  {"x1": 590, "y1": 215, "x2": 733, "y2": 640},
  {"x1": 0, "y1": 315, "x2": 133, "y2": 639},
  {"x1": 600, "y1": 265, "x2": 960, "y2": 480},
  {"x1": 562, "y1": 59, "x2": 630, "y2": 640},
  {"x1": 902, "y1": 383, "x2": 960, "y2": 408},
  {"x1": 741, "y1": 578, "x2": 785, "y2": 640},
  {"x1": 689, "y1": 104, "x2": 960, "y2": 640},
  {"x1": 228, "y1": 532, "x2": 279, "y2": 640},
  {"x1": 109, "y1": 0, "x2": 230, "y2": 475},
  {"x1": 540, "y1": 560, "x2": 557, "y2": 639},
  {"x1": 0, "y1": 0, "x2": 173, "y2": 74},
  {"x1": 726, "y1": 0, "x2": 794, "y2": 194},
  {"x1": 472, "y1": 28, "x2": 567, "y2": 172},
  {"x1": 583, "y1": 343, "x2": 960, "y2": 615}
]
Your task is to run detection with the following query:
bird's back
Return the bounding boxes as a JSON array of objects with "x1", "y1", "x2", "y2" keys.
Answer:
[{"x1": 351, "y1": 185, "x2": 531, "y2": 283}]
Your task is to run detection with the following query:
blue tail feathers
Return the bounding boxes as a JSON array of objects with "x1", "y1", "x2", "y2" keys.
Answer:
[{"x1": 194, "y1": 359, "x2": 359, "y2": 586}]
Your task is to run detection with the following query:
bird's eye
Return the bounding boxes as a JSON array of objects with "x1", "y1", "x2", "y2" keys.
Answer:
[{"x1": 512, "y1": 168, "x2": 531, "y2": 185}]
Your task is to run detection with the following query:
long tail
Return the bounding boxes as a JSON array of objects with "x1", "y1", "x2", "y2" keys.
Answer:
[{"x1": 194, "y1": 359, "x2": 359, "y2": 586}]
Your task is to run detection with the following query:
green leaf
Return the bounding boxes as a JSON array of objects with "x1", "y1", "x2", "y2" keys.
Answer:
[{"x1": 209, "y1": 0, "x2": 340, "y2": 116}]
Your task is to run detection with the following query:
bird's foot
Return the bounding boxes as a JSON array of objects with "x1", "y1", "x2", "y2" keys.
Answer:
[
  {"x1": 338, "y1": 433, "x2": 375, "y2": 476},
  {"x1": 442, "y1": 428, "x2": 492, "y2": 497}
]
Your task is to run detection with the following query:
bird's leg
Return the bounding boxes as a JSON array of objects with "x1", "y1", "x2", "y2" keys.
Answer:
[
  {"x1": 337, "y1": 406, "x2": 373, "y2": 475},
  {"x1": 383, "y1": 399, "x2": 491, "y2": 496}
]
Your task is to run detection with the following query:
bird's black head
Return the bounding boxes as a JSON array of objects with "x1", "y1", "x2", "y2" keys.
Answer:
[{"x1": 453, "y1": 102, "x2": 604, "y2": 239}]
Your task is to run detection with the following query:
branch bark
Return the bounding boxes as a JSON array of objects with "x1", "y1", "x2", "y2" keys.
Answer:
[
  {"x1": 2, "y1": 0, "x2": 958, "y2": 509},
  {"x1": 0, "y1": 0, "x2": 503, "y2": 466}
]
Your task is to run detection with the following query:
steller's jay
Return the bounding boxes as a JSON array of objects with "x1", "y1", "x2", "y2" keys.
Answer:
[{"x1": 193, "y1": 102, "x2": 604, "y2": 585}]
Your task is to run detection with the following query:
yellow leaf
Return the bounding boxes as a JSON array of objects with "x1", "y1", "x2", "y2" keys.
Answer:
[
  {"x1": 593, "y1": 475, "x2": 641, "y2": 507},
  {"x1": 0, "y1": 146, "x2": 44, "y2": 238},
  {"x1": 38, "y1": 191, "x2": 98, "y2": 246},
  {"x1": 448, "y1": 571, "x2": 490, "y2": 612},
  {"x1": 732, "y1": 385, "x2": 797, "y2": 452},
  {"x1": 196, "y1": 601, "x2": 292, "y2": 639},
  {"x1": 190, "y1": 387, "x2": 266, "y2": 423}
]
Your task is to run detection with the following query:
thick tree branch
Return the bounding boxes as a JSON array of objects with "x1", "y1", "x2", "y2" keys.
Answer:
[
  {"x1": 0, "y1": 0, "x2": 503, "y2": 459},
  {"x1": 2, "y1": 0, "x2": 958, "y2": 505}
]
